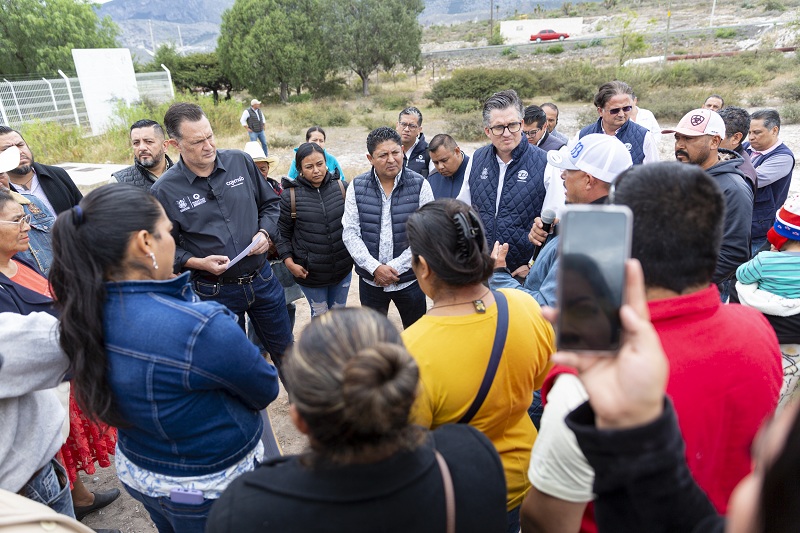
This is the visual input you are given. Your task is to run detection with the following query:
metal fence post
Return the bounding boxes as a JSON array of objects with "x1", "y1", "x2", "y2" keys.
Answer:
[
  {"x1": 42, "y1": 77, "x2": 59, "y2": 111},
  {"x1": 0, "y1": 91, "x2": 8, "y2": 127},
  {"x1": 57, "y1": 70, "x2": 80, "y2": 127},
  {"x1": 161, "y1": 64, "x2": 175, "y2": 99},
  {"x1": 3, "y1": 79, "x2": 23, "y2": 124}
]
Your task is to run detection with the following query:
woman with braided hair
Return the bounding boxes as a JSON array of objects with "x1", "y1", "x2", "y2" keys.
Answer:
[{"x1": 402, "y1": 198, "x2": 555, "y2": 532}]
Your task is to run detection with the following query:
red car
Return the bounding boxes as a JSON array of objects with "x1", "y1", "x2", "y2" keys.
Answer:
[{"x1": 530, "y1": 29, "x2": 569, "y2": 42}]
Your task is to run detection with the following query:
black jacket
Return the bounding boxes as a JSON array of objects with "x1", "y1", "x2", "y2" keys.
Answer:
[
  {"x1": 276, "y1": 172, "x2": 352, "y2": 287},
  {"x1": 112, "y1": 155, "x2": 174, "y2": 193},
  {"x1": 567, "y1": 400, "x2": 724, "y2": 533},
  {"x1": 706, "y1": 150, "x2": 754, "y2": 284},
  {"x1": 0, "y1": 257, "x2": 55, "y2": 316},
  {"x1": 206, "y1": 424, "x2": 507, "y2": 533},
  {"x1": 405, "y1": 133, "x2": 430, "y2": 178},
  {"x1": 28, "y1": 163, "x2": 82, "y2": 215}
]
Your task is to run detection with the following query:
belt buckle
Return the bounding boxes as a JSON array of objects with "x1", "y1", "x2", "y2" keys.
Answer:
[{"x1": 238, "y1": 271, "x2": 256, "y2": 284}]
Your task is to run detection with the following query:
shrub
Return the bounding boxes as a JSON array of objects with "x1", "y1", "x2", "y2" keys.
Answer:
[
  {"x1": 501, "y1": 47, "x2": 520, "y2": 60},
  {"x1": 589, "y1": 38, "x2": 603, "y2": 47},
  {"x1": 288, "y1": 93, "x2": 313, "y2": 103},
  {"x1": 558, "y1": 82, "x2": 596, "y2": 102},
  {"x1": 645, "y1": 88, "x2": 710, "y2": 121},
  {"x1": 576, "y1": 108, "x2": 598, "y2": 128},
  {"x1": 428, "y1": 68, "x2": 541, "y2": 105},
  {"x1": 779, "y1": 80, "x2": 800, "y2": 102},
  {"x1": 269, "y1": 133, "x2": 298, "y2": 149},
  {"x1": 373, "y1": 93, "x2": 412, "y2": 110},
  {"x1": 546, "y1": 44, "x2": 565, "y2": 54},
  {"x1": 446, "y1": 114, "x2": 485, "y2": 142},
  {"x1": 749, "y1": 93, "x2": 766, "y2": 107},
  {"x1": 779, "y1": 103, "x2": 800, "y2": 124},
  {"x1": 357, "y1": 114, "x2": 392, "y2": 132},
  {"x1": 442, "y1": 98, "x2": 481, "y2": 114},
  {"x1": 288, "y1": 102, "x2": 351, "y2": 128},
  {"x1": 714, "y1": 28, "x2": 737, "y2": 39},
  {"x1": 489, "y1": 26, "x2": 504, "y2": 46},
  {"x1": 763, "y1": 0, "x2": 786, "y2": 11}
]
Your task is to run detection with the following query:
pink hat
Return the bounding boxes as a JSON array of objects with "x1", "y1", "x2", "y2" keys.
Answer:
[{"x1": 662, "y1": 108, "x2": 726, "y2": 138}]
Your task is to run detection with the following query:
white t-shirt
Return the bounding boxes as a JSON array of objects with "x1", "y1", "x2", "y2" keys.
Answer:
[{"x1": 528, "y1": 373, "x2": 595, "y2": 503}]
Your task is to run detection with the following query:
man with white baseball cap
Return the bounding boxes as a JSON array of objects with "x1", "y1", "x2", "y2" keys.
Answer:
[
  {"x1": 491, "y1": 133, "x2": 633, "y2": 307},
  {"x1": 240, "y1": 98, "x2": 268, "y2": 156},
  {"x1": 662, "y1": 108, "x2": 753, "y2": 291}
]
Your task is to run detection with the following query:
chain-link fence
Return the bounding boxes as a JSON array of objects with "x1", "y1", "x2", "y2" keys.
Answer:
[{"x1": 0, "y1": 71, "x2": 173, "y2": 130}]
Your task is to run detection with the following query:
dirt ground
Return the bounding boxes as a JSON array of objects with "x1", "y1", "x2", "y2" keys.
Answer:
[{"x1": 81, "y1": 102, "x2": 800, "y2": 531}]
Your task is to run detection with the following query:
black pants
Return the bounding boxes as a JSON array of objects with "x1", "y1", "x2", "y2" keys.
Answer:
[{"x1": 358, "y1": 277, "x2": 427, "y2": 329}]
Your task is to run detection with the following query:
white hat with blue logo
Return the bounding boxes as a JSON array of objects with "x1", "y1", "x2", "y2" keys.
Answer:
[{"x1": 546, "y1": 133, "x2": 633, "y2": 183}]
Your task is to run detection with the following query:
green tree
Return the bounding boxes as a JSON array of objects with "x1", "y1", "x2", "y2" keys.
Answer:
[
  {"x1": 180, "y1": 53, "x2": 236, "y2": 103},
  {"x1": 614, "y1": 12, "x2": 648, "y2": 66},
  {"x1": 321, "y1": 0, "x2": 424, "y2": 96},
  {"x1": 0, "y1": 0, "x2": 119, "y2": 76},
  {"x1": 217, "y1": 0, "x2": 328, "y2": 103}
]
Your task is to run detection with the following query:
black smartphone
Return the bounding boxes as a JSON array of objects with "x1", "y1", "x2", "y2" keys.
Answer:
[{"x1": 556, "y1": 205, "x2": 633, "y2": 355}]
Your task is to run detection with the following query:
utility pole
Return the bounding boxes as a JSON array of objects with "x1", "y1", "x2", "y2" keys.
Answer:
[
  {"x1": 177, "y1": 24, "x2": 184, "y2": 50},
  {"x1": 710, "y1": 0, "x2": 717, "y2": 28},
  {"x1": 490, "y1": 0, "x2": 494, "y2": 41},
  {"x1": 663, "y1": 0, "x2": 672, "y2": 62}
]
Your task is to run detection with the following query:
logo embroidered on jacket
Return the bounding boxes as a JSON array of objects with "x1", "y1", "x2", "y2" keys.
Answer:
[
  {"x1": 480, "y1": 168, "x2": 489, "y2": 180},
  {"x1": 517, "y1": 170, "x2": 529, "y2": 181},
  {"x1": 226, "y1": 176, "x2": 245, "y2": 187},
  {"x1": 624, "y1": 143, "x2": 633, "y2": 151}
]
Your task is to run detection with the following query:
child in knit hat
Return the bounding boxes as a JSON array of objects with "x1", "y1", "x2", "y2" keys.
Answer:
[
  {"x1": 736, "y1": 196, "x2": 800, "y2": 299},
  {"x1": 735, "y1": 195, "x2": 800, "y2": 408}
]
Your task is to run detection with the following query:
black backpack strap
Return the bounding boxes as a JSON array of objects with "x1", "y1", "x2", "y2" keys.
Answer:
[{"x1": 457, "y1": 290, "x2": 509, "y2": 425}]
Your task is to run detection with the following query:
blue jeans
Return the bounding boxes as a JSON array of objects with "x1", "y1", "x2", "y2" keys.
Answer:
[
  {"x1": 124, "y1": 486, "x2": 214, "y2": 533},
  {"x1": 507, "y1": 505, "x2": 521, "y2": 533},
  {"x1": 358, "y1": 277, "x2": 427, "y2": 329},
  {"x1": 752, "y1": 237, "x2": 769, "y2": 257},
  {"x1": 19, "y1": 459, "x2": 75, "y2": 518},
  {"x1": 299, "y1": 272, "x2": 352, "y2": 317},
  {"x1": 193, "y1": 262, "x2": 292, "y2": 368},
  {"x1": 248, "y1": 131, "x2": 268, "y2": 157}
]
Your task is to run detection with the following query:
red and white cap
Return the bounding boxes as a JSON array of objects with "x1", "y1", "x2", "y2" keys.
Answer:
[
  {"x1": 662, "y1": 108, "x2": 726, "y2": 138},
  {"x1": 768, "y1": 195, "x2": 800, "y2": 250}
]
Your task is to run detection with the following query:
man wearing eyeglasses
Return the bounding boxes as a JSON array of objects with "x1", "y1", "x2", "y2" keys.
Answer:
[
  {"x1": 577, "y1": 81, "x2": 659, "y2": 165},
  {"x1": 456, "y1": 90, "x2": 550, "y2": 280},
  {"x1": 396, "y1": 106, "x2": 433, "y2": 178},
  {"x1": 524, "y1": 105, "x2": 565, "y2": 152}
]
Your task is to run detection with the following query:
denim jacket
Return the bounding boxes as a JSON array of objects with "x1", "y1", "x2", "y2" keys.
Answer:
[
  {"x1": 104, "y1": 273, "x2": 279, "y2": 476},
  {"x1": 11, "y1": 192, "x2": 55, "y2": 277}
]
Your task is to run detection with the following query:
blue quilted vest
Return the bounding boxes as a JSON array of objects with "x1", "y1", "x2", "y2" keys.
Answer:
[
  {"x1": 468, "y1": 141, "x2": 547, "y2": 271},
  {"x1": 579, "y1": 118, "x2": 648, "y2": 165},
  {"x1": 352, "y1": 169, "x2": 424, "y2": 283},
  {"x1": 745, "y1": 141, "x2": 795, "y2": 241}
]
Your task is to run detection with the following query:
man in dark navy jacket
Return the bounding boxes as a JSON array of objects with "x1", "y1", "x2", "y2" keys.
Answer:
[
  {"x1": 457, "y1": 90, "x2": 548, "y2": 279},
  {"x1": 427, "y1": 134, "x2": 469, "y2": 200},
  {"x1": 396, "y1": 107, "x2": 432, "y2": 178}
]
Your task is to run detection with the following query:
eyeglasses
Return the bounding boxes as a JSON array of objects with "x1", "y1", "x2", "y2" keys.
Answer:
[
  {"x1": 606, "y1": 105, "x2": 633, "y2": 115},
  {"x1": 523, "y1": 128, "x2": 542, "y2": 137},
  {"x1": 398, "y1": 122, "x2": 419, "y2": 130},
  {"x1": 488, "y1": 122, "x2": 523, "y2": 136},
  {"x1": 0, "y1": 213, "x2": 31, "y2": 229}
]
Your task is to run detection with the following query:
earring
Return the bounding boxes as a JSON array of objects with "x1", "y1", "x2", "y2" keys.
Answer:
[{"x1": 149, "y1": 252, "x2": 158, "y2": 270}]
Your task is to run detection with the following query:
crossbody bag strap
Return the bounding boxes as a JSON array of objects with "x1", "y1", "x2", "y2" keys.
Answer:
[
  {"x1": 290, "y1": 188, "x2": 297, "y2": 219},
  {"x1": 456, "y1": 290, "x2": 509, "y2": 425},
  {"x1": 336, "y1": 177, "x2": 346, "y2": 200},
  {"x1": 434, "y1": 450, "x2": 456, "y2": 533}
]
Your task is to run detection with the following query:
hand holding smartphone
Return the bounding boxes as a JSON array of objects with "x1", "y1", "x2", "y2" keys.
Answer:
[{"x1": 556, "y1": 205, "x2": 633, "y2": 355}]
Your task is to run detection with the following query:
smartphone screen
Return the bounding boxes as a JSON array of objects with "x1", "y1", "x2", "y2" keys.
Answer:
[{"x1": 556, "y1": 205, "x2": 632, "y2": 354}]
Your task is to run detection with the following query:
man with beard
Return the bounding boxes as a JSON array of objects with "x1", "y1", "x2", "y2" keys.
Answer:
[
  {"x1": 0, "y1": 126, "x2": 82, "y2": 216},
  {"x1": 111, "y1": 119, "x2": 173, "y2": 193},
  {"x1": 662, "y1": 108, "x2": 753, "y2": 289}
]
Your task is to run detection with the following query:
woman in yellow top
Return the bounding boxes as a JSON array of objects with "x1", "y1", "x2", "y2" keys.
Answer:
[{"x1": 402, "y1": 199, "x2": 555, "y2": 533}]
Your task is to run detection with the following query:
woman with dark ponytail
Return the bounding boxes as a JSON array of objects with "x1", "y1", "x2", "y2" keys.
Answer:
[
  {"x1": 49, "y1": 184, "x2": 280, "y2": 533},
  {"x1": 402, "y1": 199, "x2": 555, "y2": 532},
  {"x1": 207, "y1": 307, "x2": 507, "y2": 533}
]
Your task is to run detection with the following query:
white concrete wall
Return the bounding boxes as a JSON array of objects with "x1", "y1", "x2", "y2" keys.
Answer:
[{"x1": 499, "y1": 18, "x2": 584, "y2": 45}]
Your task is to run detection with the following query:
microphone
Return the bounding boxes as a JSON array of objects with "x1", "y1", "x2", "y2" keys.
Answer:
[
  {"x1": 530, "y1": 209, "x2": 557, "y2": 263},
  {"x1": 206, "y1": 188, "x2": 216, "y2": 200}
]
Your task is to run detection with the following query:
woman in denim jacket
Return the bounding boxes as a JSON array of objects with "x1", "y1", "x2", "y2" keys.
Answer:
[{"x1": 49, "y1": 184, "x2": 280, "y2": 533}]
